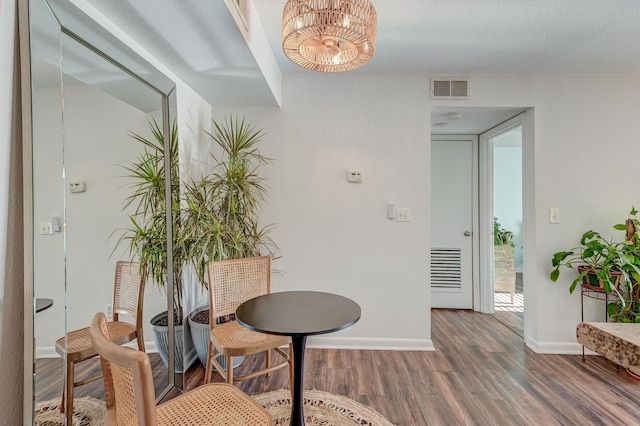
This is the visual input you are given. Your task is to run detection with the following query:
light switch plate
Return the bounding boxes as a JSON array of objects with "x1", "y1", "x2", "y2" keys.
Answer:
[{"x1": 397, "y1": 208, "x2": 411, "y2": 222}]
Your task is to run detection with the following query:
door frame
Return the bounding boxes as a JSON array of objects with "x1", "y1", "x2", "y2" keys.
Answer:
[
  {"x1": 478, "y1": 113, "x2": 525, "y2": 313},
  {"x1": 431, "y1": 134, "x2": 480, "y2": 309}
]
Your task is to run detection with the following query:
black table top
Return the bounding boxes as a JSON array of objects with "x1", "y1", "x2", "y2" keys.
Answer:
[
  {"x1": 236, "y1": 291, "x2": 360, "y2": 337},
  {"x1": 36, "y1": 298, "x2": 53, "y2": 313}
]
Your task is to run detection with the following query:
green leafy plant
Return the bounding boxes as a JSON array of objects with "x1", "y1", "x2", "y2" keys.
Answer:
[
  {"x1": 550, "y1": 207, "x2": 640, "y2": 314},
  {"x1": 116, "y1": 116, "x2": 276, "y2": 327},
  {"x1": 494, "y1": 217, "x2": 515, "y2": 247},
  {"x1": 115, "y1": 119, "x2": 185, "y2": 323},
  {"x1": 181, "y1": 115, "x2": 276, "y2": 288},
  {"x1": 606, "y1": 208, "x2": 640, "y2": 322}
]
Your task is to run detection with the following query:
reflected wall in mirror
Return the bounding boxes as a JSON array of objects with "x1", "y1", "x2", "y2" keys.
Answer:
[{"x1": 28, "y1": 0, "x2": 180, "y2": 421}]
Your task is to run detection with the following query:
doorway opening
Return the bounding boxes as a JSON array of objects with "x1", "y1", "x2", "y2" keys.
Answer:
[
  {"x1": 480, "y1": 117, "x2": 524, "y2": 337},
  {"x1": 430, "y1": 108, "x2": 530, "y2": 338}
]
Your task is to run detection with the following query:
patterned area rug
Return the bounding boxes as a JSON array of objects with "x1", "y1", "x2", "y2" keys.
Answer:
[
  {"x1": 34, "y1": 397, "x2": 105, "y2": 426},
  {"x1": 34, "y1": 390, "x2": 394, "y2": 425},
  {"x1": 253, "y1": 389, "x2": 395, "y2": 426}
]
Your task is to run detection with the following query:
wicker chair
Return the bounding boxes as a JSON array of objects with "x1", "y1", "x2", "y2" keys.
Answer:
[
  {"x1": 204, "y1": 256, "x2": 293, "y2": 387},
  {"x1": 55, "y1": 261, "x2": 146, "y2": 426},
  {"x1": 89, "y1": 312, "x2": 272, "y2": 425}
]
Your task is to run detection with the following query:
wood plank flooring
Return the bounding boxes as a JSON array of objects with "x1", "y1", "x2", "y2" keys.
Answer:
[{"x1": 36, "y1": 309, "x2": 640, "y2": 425}]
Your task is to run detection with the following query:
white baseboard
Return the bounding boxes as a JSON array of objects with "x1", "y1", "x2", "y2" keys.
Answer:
[
  {"x1": 37, "y1": 337, "x2": 436, "y2": 359},
  {"x1": 36, "y1": 340, "x2": 158, "y2": 359},
  {"x1": 307, "y1": 336, "x2": 435, "y2": 351},
  {"x1": 525, "y1": 337, "x2": 597, "y2": 355}
]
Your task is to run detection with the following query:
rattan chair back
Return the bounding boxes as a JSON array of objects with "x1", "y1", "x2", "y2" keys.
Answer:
[
  {"x1": 113, "y1": 261, "x2": 146, "y2": 342},
  {"x1": 90, "y1": 312, "x2": 273, "y2": 425},
  {"x1": 204, "y1": 256, "x2": 292, "y2": 387},
  {"x1": 90, "y1": 312, "x2": 156, "y2": 425},
  {"x1": 54, "y1": 261, "x2": 146, "y2": 425},
  {"x1": 208, "y1": 256, "x2": 271, "y2": 320}
]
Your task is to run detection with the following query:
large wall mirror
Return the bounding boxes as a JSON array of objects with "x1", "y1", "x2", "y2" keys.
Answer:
[{"x1": 27, "y1": 0, "x2": 181, "y2": 421}]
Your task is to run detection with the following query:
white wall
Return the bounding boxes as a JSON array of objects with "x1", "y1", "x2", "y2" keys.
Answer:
[
  {"x1": 27, "y1": 0, "x2": 640, "y2": 359},
  {"x1": 215, "y1": 74, "x2": 434, "y2": 350},
  {"x1": 33, "y1": 83, "x2": 166, "y2": 354},
  {"x1": 212, "y1": 73, "x2": 640, "y2": 353},
  {"x1": 531, "y1": 74, "x2": 640, "y2": 351}
]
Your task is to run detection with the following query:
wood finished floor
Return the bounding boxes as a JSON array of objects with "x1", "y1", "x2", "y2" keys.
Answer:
[{"x1": 36, "y1": 309, "x2": 640, "y2": 425}]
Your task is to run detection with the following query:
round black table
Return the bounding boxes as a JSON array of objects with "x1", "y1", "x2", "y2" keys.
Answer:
[
  {"x1": 36, "y1": 298, "x2": 53, "y2": 313},
  {"x1": 236, "y1": 291, "x2": 361, "y2": 426}
]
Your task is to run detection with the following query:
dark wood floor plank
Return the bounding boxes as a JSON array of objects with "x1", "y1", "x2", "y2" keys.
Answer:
[{"x1": 35, "y1": 310, "x2": 640, "y2": 425}]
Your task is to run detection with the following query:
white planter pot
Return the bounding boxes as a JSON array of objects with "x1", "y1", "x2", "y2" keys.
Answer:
[{"x1": 150, "y1": 311, "x2": 196, "y2": 373}]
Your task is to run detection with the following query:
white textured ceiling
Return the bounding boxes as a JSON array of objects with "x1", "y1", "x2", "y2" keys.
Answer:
[{"x1": 77, "y1": 0, "x2": 640, "y2": 132}]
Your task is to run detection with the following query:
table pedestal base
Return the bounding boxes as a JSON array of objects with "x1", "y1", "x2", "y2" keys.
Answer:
[{"x1": 290, "y1": 335, "x2": 307, "y2": 426}]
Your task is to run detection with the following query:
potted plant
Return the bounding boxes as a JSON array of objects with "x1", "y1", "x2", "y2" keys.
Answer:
[
  {"x1": 494, "y1": 218, "x2": 516, "y2": 302},
  {"x1": 606, "y1": 208, "x2": 640, "y2": 322},
  {"x1": 182, "y1": 116, "x2": 276, "y2": 368},
  {"x1": 550, "y1": 207, "x2": 640, "y2": 309},
  {"x1": 116, "y1": 119, "x2": 194, "y2": 372}
]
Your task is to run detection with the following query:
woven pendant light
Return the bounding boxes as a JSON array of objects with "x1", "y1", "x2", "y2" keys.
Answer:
[{"x1": 282, "y1": 0, "x2": 377, "y2": 72}]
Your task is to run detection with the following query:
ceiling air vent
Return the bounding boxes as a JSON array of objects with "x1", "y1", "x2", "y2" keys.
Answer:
[{"x1": 430, "y1": 77, "x2": 470, "y2": 100}]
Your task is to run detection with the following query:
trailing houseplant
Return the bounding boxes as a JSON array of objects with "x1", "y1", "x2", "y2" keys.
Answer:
[
  {"x1": 550, "y1": 207, "x2": 640, "y2": 321},
  {"x1": 606, "y1": 208, "x2": 640, "y2": 322}
]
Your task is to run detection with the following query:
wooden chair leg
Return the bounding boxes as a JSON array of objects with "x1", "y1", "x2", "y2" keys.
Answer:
[
  {"x1": 226, "y1": 356, "x2": 234, "y2": 384},
  {"x1": 137, "y1": 334, "x2": 145, "y2": 352},
  {"x1": 59, "y1": 379, "x2": 65, "y2": 413},
  {"x1": 65, "y1": 360, "x2": 75, "y2": 426},
  {"x1": 265, "y1": 349, "x2": 271, "y2": 377},
  {"x1": 204, "y1": 341, "x2": 213, "y2": 384}
]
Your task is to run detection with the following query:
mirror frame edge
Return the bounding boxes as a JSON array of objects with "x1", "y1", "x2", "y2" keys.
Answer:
[
  {"x1": 22, "y1": 0, "x2": 181, "y2": 419},
  {"x1": 19, "y1": 0, "x2": 35, "y2": 422}
]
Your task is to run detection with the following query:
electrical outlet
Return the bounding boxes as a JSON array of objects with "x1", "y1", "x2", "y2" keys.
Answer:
[
  {"x1": 347, "y1": 170, "x2": 363, "y2": 183},
  {"x1": 105, "y1": 304, "x2": 113, "y2": 321}
]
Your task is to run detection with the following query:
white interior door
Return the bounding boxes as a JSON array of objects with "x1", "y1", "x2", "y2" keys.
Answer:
[{"x1": 431, "y1": 137, "x2": 477, "y2": 309}]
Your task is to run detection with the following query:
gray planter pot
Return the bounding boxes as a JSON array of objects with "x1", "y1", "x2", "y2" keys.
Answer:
[
  {"x1": 150, "y1": 311, "x2": 196, "y2": 373},
  {"x1": 188, "y1": 305, "x2": 244, "y2": 370}
]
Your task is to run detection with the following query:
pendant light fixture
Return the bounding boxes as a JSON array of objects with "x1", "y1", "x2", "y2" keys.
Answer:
[{"x1": 282, "y1": 0, "x2": 377, "y2": 73}]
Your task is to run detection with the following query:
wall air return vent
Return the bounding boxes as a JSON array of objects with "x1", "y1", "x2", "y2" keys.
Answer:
[
  {"x1": 430, "y1": 77, "x2": 470, "y2": 100},
  {"x1": 430, "y1": 247, "x2": 462, "y2": 290}
]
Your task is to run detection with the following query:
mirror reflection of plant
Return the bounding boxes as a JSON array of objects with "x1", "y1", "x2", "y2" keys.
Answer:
[
  {"x1": 115, "y1": 119, "x2": 185, "y2": 323},
  {"x1": 181, "y1": 116, "x2": 277, "y2": 287}
]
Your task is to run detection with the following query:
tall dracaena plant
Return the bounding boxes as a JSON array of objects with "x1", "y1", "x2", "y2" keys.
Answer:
[
  {"x1": 182, "y1": 116, "x2": 276, "y2": 287},
  {"x1": 116, "y1": 119, "x2": 184, "y2": 323}
]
